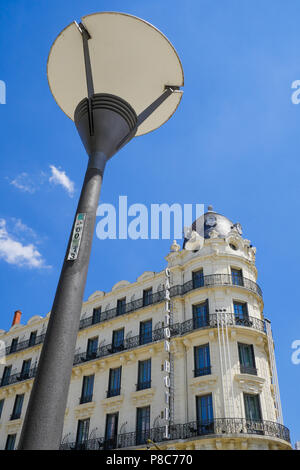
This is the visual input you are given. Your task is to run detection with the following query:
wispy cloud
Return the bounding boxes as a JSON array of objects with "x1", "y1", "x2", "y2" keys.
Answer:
[
  {"x1": 0, "y1": 218, "x2": 49, "y2": 269},
  {"x1": 49, "y1": 165, "x2": 75, "y2": 197},
  {"x1": 10, "y1": 172, "x2": 37, "y2": 193}
]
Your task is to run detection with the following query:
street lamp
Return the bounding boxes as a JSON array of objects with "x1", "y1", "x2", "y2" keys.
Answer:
[{"x1": 18, "y1": 12, "x2": 183, "y2": 450}]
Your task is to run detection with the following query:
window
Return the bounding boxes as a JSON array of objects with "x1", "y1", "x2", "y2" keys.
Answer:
[
  {"x1": 136, "y1": 406, "x2": 150, "y2": 445},
  {"x1": 80, "y1": 375, "x2": 94, "y2": 404},
  {"x1": 92, "y1": 307, "x2": 101, "y2": 325},
  {"x1": 192, "y1": 301, "x2": 209, "y2": 329},
  {"x1": 233, "y1": 302, "x2": 249, "y2": 322},
  {"x1": 28, "y1": 331, "x2": 37, "y2": 347},
  {"x1": 11, "y1": 394, "x2": 24, "y2": 420},
  {"x1": 194, "y1": 344, "x2": 211, "y2": 377},
  {"x1": 192, "y1": 269, "x2": 204, "y2": 289},
  {"x1": 244, "y1": 393, "x2": 262, "y2": 421},
  {"x1": 10, "y1": 338, "x2": 18, "y2": 354},
  {"x1": 75, "y1": 418, "x2": 90, "y2": 449},
  {"x1": 112, "y1": 329, "x2": 124, "y2": 352},
  {"x1": 87, "y1": 337, "x2": 98, "y2": 359},
  {"x1": 5, "y1": 434, "x2": 16, "y2": 450},
  {"x1": 143, "y1": 288, "x2": 153, "y2": 307},
  {"x1": 238, "y1": 343, "x2": 257, "y2": 375},
  {"x1": 139, "y1": 320, "x2": 152, "y2": 345},
  {"x1": 117, "y1": 298, "x2": 126, "y2": 316},
  {"x1": 196, "y1": 394, "x2": 214, "y2": 435},
  {"x1": 0, "y1": 399, "x2": 4, "y2": 419},
  {"x1": 108, "y1": 367, "x2": 122, "y2": 397},
  {"x1": 105, "y1": 412, "x2": 118, "y2": 449},
  {"x1": 231, "y1": 268, "x2": 243, "y2": 286},
  {"x1": 1, "y1": 365, "x2": 12, "y2": 386},
  {"x1": 137, "y1": 359, "x2": 151, "y2": 390},
  {"x1": 20, "y1": 359, "x2": 31, "y2": 379}
]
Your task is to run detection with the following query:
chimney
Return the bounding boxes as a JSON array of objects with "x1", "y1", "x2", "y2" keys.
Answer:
[{"x1": 12, "y1": 310, "x2": 22, "y2": 326}]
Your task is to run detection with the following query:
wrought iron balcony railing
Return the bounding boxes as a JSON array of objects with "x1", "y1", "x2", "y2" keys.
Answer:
[
  {"x1": 180, "y1": 313, "x2": 266, "y2": 335},
  {"x1": 0, "y1": 367, "x2": 37, "y2": 388},
  {"x1": 5, "y1": 334, "x2": 45, "y2": 357},
  {"x1": 79, "y1": 274, "x2": 262, "y2": 330},
  {"x1": 60, "y1": 418, "x2": 290, "y2": 450},
  {"x1": 73, "y1": 325, "x2": 180, "y2": 366},
  {"x1": 240, "y1": 365, "x2": 257, "y2": 375}
]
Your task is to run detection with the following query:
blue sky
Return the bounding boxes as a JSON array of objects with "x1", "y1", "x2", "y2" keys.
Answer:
[{"x1": 0, "y1": 0, "x2": 300, "y2": 445}]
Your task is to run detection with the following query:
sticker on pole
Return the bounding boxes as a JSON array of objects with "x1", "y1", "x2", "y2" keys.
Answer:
[{"x1": 67, "y1": 213, "x2": 86, "y2": 261}]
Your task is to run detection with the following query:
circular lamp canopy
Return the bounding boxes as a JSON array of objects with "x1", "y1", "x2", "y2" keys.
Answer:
[{"x1": 47, "y1": 12, "x2": 184, "y2": 136}]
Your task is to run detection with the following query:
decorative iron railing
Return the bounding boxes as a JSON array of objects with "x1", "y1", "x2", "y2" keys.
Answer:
[
  {"x1": 59, "y1": 418, "x2": 290, "y2": 449},
  {"x1": 180, "y1": 313, "x2": 266, "y2": 335},
  {"x1": 79, "y1": 274, "x2": 262, "y2": 330},
  {"x1": 0, "y1": 367, "x2": 37, "y2": 388},
  {"x1": 5, "y1": 334, "x2": 45, "y2": 357}
]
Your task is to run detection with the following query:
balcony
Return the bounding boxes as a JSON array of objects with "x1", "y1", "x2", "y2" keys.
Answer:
[
  {"x1": 240, "y1": 365, "x2": 257, "y2": 375},
  {"x1": 60, "y1": 418, "x2": 290, "y2": 449},
  {"x1": 79, "y1": 274, "x2": 262, "y2": 331},
  {"x1": 181, "y1": 313, "x2": 266, "y2": 335},
  {"x1": 73, "y1": 325, "x2": 179, "y2": 366},
  {"x1": 0, "y1": 367, "x2": 37, "y2": 388},
  {"x1": 5, "y1": 334, "x2": 45, "y2": 357}
]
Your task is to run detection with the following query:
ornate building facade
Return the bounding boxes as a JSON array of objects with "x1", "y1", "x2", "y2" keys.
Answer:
[{"x1": 0, "y1": 207, "x2": 291, "y2": 450}]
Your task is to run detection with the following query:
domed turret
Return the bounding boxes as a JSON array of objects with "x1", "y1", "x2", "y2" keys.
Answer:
[{"x1": 183, "y1": 205, "x2": 243, "y2": 248}]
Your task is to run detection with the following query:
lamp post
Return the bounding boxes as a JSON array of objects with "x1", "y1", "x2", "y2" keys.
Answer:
[{"x1": 18, "y1": 12, "x2": 183, "y2": 450}]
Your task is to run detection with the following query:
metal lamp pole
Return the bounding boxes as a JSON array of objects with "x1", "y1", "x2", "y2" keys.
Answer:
[{"x1": 18, "y1": 18, "x2": 181, "y2": 450}]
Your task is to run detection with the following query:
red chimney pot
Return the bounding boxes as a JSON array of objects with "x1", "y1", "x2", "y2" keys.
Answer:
[{"x1": 12, "y1": 310, "x2": 22, "y2": 326}]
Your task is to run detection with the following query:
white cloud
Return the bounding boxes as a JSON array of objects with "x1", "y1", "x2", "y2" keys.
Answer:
[
  {"x1": 0, "y1": 219, "x2": 48, "y2": 268},
  {"x1": 10, "y1": 173, "x2": 36, "y2": 193},
  {"x1": 49, "y1": 165, "x2": 75, "y2": 197}
]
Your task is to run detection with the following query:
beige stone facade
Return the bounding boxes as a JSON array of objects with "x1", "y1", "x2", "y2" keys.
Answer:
[{"x1": 0, "y1": 216, "x2": 292, "y2": 450}]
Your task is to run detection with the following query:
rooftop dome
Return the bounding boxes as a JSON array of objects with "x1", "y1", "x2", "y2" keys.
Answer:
[{"x1": 183, "y1": 205, "x2": 242, "y2": 248}]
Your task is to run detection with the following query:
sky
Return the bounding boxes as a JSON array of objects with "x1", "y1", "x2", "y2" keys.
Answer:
[{"x1": 0, "y1": 0, "x2": 300, "y2": 445}]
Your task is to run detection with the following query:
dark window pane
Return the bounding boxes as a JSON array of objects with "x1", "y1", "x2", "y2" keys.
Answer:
[
  {"x1": 21, "y1": 359, "x2": 31, "y2": 379},
  {"x1": 112, "y1": 329, "x2": 124, "y2": 352},
  {"x1": 233, "y1": 302, "x2": 248, "y2": 320},
  {"x1": 140, "y1": 320, "x2": 152, "y2": 345},
  {"x1": 87, "y1": 337, "x2": 98, "y2": 359},
  {"x1": 117, "y1": 298, "x2": 126, "y2": 316},
  {"x1": 105, "y1": 413, "x2": 118, "y2": 449},
  {"x1": 0, "y1": 399, "x2": 4, "y2": 419},
  {"x1": 137, "y1": 359, "x2": 151, "y2": 390},
  {"x1": 29, "y1": 331, "x2": 37, "y2": 347},
  {"x1": 1, "y1": 366, "x2": 12, "y2": 386},
  {"x1": 108, "y1": 367, "x2": 122, "y2": 397},
  {"x1": 5, "y1": 434, "x2": 16, "y2": 450},
  {"x1": 11, "y1": 394, "x2": 24, "y2": 420},
  {"x1": 194, "y1": 344, "x2": 211, "y2": 377},
  {"x1": 92, "y1": 307, "x2": 101, "y2": 324},
  {"x1": 231, "y1": 269, "x2": 243, "y2": 286},
  {"x1": 192, "y1": 270, "x2": 204, "y2": 289},
  {"x1": 238, "y1": 343, "x2": 256, "y2": 375},
  {"x1": 192, "y1": 301, "x2": 209, "y2": 329},
  {"x1": 244, "y1": 394, "x2": 262, "y2": 421},
  {"x1": 143, "y1": 288, "x2": 153, "y2": 307},
  {"x1": 136, "y1": 406, "x2": 150, "y2": 445},
  {"x1": 76, "y1": 418, "x2": 90, "y2": 448},
  {"x1": 196, "y1": 394, "x2": 214, "y2": 434},
  {"x1": 80, "y1": 375, "x2": 94, "y2": 403},
  {"x1": 10, "y1": 338, "x2": 18, "y2": 353}
]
